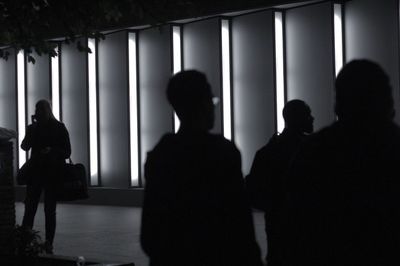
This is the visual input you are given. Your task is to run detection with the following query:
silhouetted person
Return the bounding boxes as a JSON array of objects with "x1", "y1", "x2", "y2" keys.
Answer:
[
  {"x1": 21, "y1": 99, "x2": 71, "y2": 254},
  {"x1": 246, "y1": 100, "x2": 314, "y2": 266},
  {"x1": 284, "y1": 60, "x2": 400, "y2": 266},
  {"x1": 141, "y1": 70, "x2": 263, "y2": 266}
]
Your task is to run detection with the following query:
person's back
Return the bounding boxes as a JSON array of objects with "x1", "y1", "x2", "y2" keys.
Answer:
[
  {"x1": 284, "y1": 60, "x2": 400, "y2": 265},
  {"x1": 141, "y1": 70, "x2": 262, "y2": 266},
  {"x1": 246, "y1": 100, "x2": 314, "y2": 266}
]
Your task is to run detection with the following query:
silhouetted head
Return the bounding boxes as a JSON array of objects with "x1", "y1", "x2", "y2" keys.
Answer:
[
  {"x1": 283, "y1": 99, "x2": 314, "y2": 134},
  {"x1": 335, "y1": 59, "x2": 395, "y2": 122},
  {"x1": 34, "y1": 99, "x2": 55, "y2": 124},
  {"x1": 167, "y1": 70, "x2": 214, "y2": 131}
]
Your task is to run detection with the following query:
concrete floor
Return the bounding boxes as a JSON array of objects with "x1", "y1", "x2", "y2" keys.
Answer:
[{"x1": 15, "y1": 202, "x2": 267, "y2": 266}]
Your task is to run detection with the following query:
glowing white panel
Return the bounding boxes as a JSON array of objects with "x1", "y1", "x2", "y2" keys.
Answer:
[
  {"x1": 172, "y1": 26, "x2": 182, "y2": 133},
  {"x1": 274, "y1": 12, "x2": 285, "y2": 134},
  {"x1": 128, "y1": 32, "x2": 140, "y2": 186},
  {"x1": 334, "y1": 3, "x2": 343, "y2": 76},
  {"x1": 51, "y1": 45, "x2": 60, "y2": 120},
  {"x1": 17, "y1": 50, "x2": 26, "y2": 168},
  {"x1": 88, "y1": 38, "x2": 98, "y2": 185},
  {"x1": 221, "y1": 19, "x2": 232, "y2": 140}
]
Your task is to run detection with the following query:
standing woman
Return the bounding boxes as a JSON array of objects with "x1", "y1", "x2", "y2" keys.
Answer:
[{"x1": 21, "y1": 99, "x2": 71, "y2": 254}]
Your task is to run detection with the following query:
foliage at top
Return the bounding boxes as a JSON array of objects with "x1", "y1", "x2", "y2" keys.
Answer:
[
  {"x1": 0, "y1": 0, "x2": 149, "y2": 63},
  {"x1": 0, "y1": 0, "x2": 299, "y2": 63}
]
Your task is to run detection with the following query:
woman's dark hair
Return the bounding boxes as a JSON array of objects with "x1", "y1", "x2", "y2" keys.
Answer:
[{"x1": 335, "y1": 59, "x2": 394, "y2": 121}]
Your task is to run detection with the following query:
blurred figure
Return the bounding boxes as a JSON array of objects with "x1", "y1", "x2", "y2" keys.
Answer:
[
  {"x1": 246, "y1": 99, "x2": 314, "y2": 266},
  {"x1": 21, "y1": 99, "x2": 71, "y2": 254},
  {"x1": 141, "y1": 70, "x2": 263, "y2": 266},
  {"x1": 284, "y1": 60, "x2": 400, "y2": 265}
]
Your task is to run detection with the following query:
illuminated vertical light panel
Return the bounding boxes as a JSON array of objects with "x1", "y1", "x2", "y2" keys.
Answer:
[
  {"x1": 274, "y1": 12, "x2": 285, "y2": 134},
  {"x1": 17, "y1": 50, "x2": 26, "y2": 168},
  {"x1": 334, "y1": 3, "x2": 343, "y2": 76},
  {"x1": 172, "y1": 26, "x2": 182, "y2": 133},
  {"x1": 88, "y1": 38, "x2": 98, "y2": 185},
  {"x1": 128, "y1": 32, "x2": 139, "y2": 186},
  {"x1": 51, "y1": 45, "x2": 60, "y2": 120},
  {"x1": 221, "y1": 19, "x2": 232, "y2": 140}
]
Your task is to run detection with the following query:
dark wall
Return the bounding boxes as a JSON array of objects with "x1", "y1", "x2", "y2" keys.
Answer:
[
  {"x1": 183, "y1": 18, "x2": 223, "y2": 134},
  {"x1": 232, "y1": 10, "x2": 276, "y2": 175},
  {"x1": 285, "y1": 2, "x2": 336, "y2": 130},
  {"x1": 61, "y1": 40, "x2": 89, "y2": 174},
  {"x1": 98, "y1": 31, "x2": 131, "y2": 188},
  {"x1": 345, "y1": 0, "x2": 400, "y2": 124},
  {"x1": 138, "y1": 25, "x2": 173, "y2": 181}
]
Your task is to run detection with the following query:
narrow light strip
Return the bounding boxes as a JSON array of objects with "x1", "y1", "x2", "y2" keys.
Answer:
[
  {"x1": 51, "y1": 45, "x2": 60, "y2": 120},
  {"x1": 334, "y1": 3, "x2": 343, "y2": 76},
  {"x1": 88, "y1": 38, "x2": 98, "y2": 185},
  {"x1": 17, "y1": 50, "x2": 26, "y2": 168},
  {"x1": 128, "y1": 32, "x2": 139, "y2": 186},
  {"x1": 274, "y1": 12, "x2": 285, "y2": 134},
  {"x1": 172, "y1": 25, "x2": 182, "y2": 133},
  {"x1": 221, "y1": 19, "x2": 232, "y2": 140}
]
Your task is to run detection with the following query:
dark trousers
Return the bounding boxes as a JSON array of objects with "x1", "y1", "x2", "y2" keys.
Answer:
[
  {"x1": 22, "y1": 183, "x2": 57, "y2": 245},
  {"x1": 265, "y1": 211, "x2": 284, "y2": 266}
]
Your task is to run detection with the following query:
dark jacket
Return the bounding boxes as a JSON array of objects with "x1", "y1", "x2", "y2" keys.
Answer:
[
  {"x1": 141, "y1": 131, "x2": 262, "y2": 266},
  {"x1": 21, "y1": 119, "x2": 71, "y2": 184},
  {"x1": 285, "y1": 121, "x2": 400, "y2": 265},
  {"x1": 246, "y1": 129, "x2": 308, "y2": 212}
]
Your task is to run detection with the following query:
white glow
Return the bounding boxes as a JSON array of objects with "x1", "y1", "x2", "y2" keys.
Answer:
[
  {"x1": 221, "y1": 19, "x2": 232, "y2": 140},
  {"x1": 17, "y1": 50, "x2": 26, "y2": 168},
  {"x1": 334, "y1": 4, "x2": 343, "y2": 76},
  {"x1": 88, "y1": 38, "x2": 98, "y2": 185},
  {"x1": 51, "y1": 45, "x2": 60, "y2": 120},
  {"x1": 274, "y1": 12, "x2": 285, "y2": 134},
  {"x1": 172, "y1": 26, "x2": 182, "y2": 133},
  {"x1": 128, "y1": 33, "x2": 139, "y2": 186}
]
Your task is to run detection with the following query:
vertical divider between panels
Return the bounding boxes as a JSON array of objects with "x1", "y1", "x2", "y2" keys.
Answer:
[
  {"x1": 58, "y1": 44, "x2": 63, "y2": 122},
  {"x1": 50, "y1": 43, "x2": 61, "y2": 121},
  {"x1": 136, "y1": 32, "x2": 142, "y2": 188},
  {"x1": 228, "y1": 18, "x2": 234, "y2": 142},
  {"x1": 88, "y1": 38, "x2": 100, "y2": 187},
  {"x1": 95, "y1": 38, "x2": 101, "y2": 187},
  {"x1": 16, "y1": 49, "x2": 27, "y2": 168},
  {"x1": 172, "y1": 24, "x2": 183, "y2": 133},
  {"x1": 128, "y1": 31, "x2": 141, "y2": 188},
  {"x1": 221, "y1": 17, "x2": 232, "y2": 141},
  {"x1": 274, "y1": 10, "x2": 286, "y2": 134}
]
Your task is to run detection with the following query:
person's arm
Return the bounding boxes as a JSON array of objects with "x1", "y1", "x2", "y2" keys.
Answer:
[
  {"x1": 50, "y1": 123, "x2": 71, "y2": 159},
  {"x1": 21, "y1": 125, "x2": 34, "y2": 151}
]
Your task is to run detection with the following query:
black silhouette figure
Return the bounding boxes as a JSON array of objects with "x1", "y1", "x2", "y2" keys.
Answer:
[
  {"x1": 284, "y1": 60, "x2": 400, "y2": 266},
  {"x1": 21, "y1": 99, "x2": 71, "y2": 254},
  {"x1": 245, "y1": 99, "x2": 314, "y2": 266},
  {"x1": 141, "y1": 70, "x2": 263, "y2": 266}
]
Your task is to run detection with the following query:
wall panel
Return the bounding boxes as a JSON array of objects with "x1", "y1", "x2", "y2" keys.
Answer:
[
  {"x1": 98, "y1": 31, "x2": 130, "y2": 188},
  {"x1": 232, "y1": 11, "x2": 276, "y2": 175},
  {"x1": 183, "y1": 18, "x2": 222, "y2": 134},
  {"x1": 0, "y1": 49, "x2": 17, "y2": 131},
  {"x1": 285, "y1": 2, "x2": 335, "y2": 130},
  {"x1": 61, "y1": 40, "x2": 89, "y2": 175},
  {"x1": 26, "y1": 52, "x2": 50, "y2": 119},
  {"x1": 139, "y1": 26, "x2": 173, "y2": 181},
  {"x1": 345, "y1": 0, "x2": 400, "y2": 124}
]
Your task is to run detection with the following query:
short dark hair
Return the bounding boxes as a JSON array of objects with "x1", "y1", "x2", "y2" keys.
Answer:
[
  {"x1": 283, "y1": 99, "x2": 310, "y2": 125},
  {"x1": 335, "y1": 59, "x2": 394, "y2": 121},
  {"x1": 166, "y1": 70, "x2": 212, "y2": 120}
]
